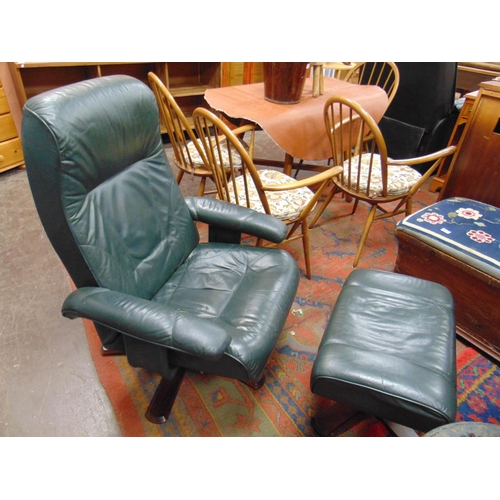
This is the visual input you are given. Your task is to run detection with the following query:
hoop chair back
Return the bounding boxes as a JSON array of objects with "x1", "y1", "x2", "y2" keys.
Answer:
[
  {"x1": 193, "y1": 107, "x2": 343, "y2": 279},
  {"x1": 309, "y1": 95, "x2": 456, "y2": 267},
  {"x1": 345, "y1": 62, "x2": 400, "y2": 105},
  {"x1": 148, "y1": 72, "x2": 211, "y2": 195}
]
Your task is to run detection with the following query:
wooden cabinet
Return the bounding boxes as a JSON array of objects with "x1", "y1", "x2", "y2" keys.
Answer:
[
  {"x1": 0, "y1": 79, "x2": 24, "y2": 174},
  {"x1": 439, "y1": 80, "x2": 500, "y2": 208},
  {"x1": 9, "y1": 62, "x2": 222, "y2": 128},
  {"x1": 221, "y1": 63, "x2": 264, "y2": 86},
  {"x1": 429, "y1": 90, "x2": 478, "y2": 192}
]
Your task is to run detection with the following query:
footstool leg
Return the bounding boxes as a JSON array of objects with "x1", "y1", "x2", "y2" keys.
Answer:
[
  {"x1": 311, "y1": 401, "x2": 366, "y2": 437},
  {"x1": 385, "y1": 421, "x2": 419, "y2": 437}
]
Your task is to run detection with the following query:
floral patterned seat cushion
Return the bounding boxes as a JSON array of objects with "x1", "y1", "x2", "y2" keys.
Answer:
[
  {"x1": 184, "y1": 139, "x2": 243, "y2": 170},
  {"x1": 227, "y1": 169, "x2": 315, "y2": 221},
  {"x1": 396, "y1": 197, "x2": 500, "y2": 280},
  {"x1": 343, "y1": 153, "x2": 421, "y2": 197}
]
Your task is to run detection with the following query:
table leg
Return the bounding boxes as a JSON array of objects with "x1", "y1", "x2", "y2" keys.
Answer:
[{"x1": 284, "y1": 153, "x2": 294, "y2": 176}]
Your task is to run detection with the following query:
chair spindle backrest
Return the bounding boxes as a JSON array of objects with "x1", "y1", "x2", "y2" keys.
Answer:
[
  {"x1": 148, "y1": 72, "x2": 207, "y2": 173},
  {"x1": 324, "y1": 96, "x2": 389, "y2": 198},
  {"x1": 345, "y1": 62, "x2": 400, "y2": 105},
  {"x1": 192, "y1": 108, "x2": 271, "y2": 214}
]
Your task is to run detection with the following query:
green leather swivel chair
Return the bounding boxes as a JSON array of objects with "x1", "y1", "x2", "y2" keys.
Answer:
[{"x1": 21, "y1": 75, "x2": 300, "y2": 424}]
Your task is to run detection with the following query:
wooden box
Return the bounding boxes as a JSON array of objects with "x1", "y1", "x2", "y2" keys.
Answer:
[{"x1": 395, "y1": 230, "x2": 500, "y2": 362}]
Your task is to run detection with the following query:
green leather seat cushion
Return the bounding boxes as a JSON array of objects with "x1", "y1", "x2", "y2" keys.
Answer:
[
  {"x1": 311, "y1": 269, "x2": 457, "y2": 432},
  {"x1": 153, "y1": 243, "x2": 298, "y2": 381}
]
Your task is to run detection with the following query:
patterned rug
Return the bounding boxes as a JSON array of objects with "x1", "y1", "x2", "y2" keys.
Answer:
[
  {"x1": 456, "y1": 347, "x2": 500, "y2": 425},
  {"x1": 82, "y1": 181, "x2": 500, "y2": 436}
]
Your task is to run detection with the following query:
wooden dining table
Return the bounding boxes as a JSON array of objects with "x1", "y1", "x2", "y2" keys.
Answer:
[{"x1": 204, "y1": 77, "x2": 389, "y2": 175}]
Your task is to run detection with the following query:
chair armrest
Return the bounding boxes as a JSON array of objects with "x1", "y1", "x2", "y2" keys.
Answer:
[
  {"x1": 185, "y1": 196, "x2": 288, "y2": 244},
  {"x1": 62, "y1": 287, "x2": 231, "y2": 361},
  {"x1": 389, "y1": 146, "x2": 458, "y2": 194},
  {"x1": 231, "y1": 123, "x2": 258, "y2": 136},
  {"x1": 388, "y1": 146, "x2": 457, "y2": 168}
]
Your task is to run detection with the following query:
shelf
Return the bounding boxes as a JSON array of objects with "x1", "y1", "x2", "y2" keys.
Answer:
[
  {"x1": 9, "y1": 62, "x2": 222, "y2": 129},
  {"x1": 169, "y1": 85, "x2": 213, "y2": 98}
]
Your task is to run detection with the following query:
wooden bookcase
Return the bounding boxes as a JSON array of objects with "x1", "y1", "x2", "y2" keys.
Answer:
[
  {"x1": 9, "y1": 62, "x2": 222, "y2": 128},
  {"x1": 165, "y1": 62, "x2": 222, "y2": 125}
]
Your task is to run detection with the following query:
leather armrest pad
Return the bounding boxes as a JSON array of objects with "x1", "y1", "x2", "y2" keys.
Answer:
[
  {"x1": 185, "y1": 196, "x2": 287, "y2": 244},
  {"x1": 62, "y1": 287, "x2": 231, "y2": 360}
]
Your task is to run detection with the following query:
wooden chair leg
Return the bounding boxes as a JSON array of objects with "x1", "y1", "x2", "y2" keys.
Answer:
[
  {"x1": 406, "y1": 198, "x2": 413, "y2": 215},
  {"x1": 309, "y1": 187, "x2": 336, "y2": 229},
  {"x1": 197, "y1": 177, "x2": 207, "y2": 196},
  {"x1": 145, "y1": 368, "x2": 186, "y2": 424},
  {"x1": 176, "y1": 170, "x2": 184, "y2": 184},
  {"x1": 353, "y1": 205, "x2": 377, "y2": 267},
  {"x1": 302, "y1": 221, "x2": 312, "y2": 279},
  {"x1": 351, "y1": 197, "x2": 359, "y2": 214}
]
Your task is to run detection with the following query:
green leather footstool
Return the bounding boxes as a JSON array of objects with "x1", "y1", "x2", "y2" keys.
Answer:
[{"x1": 310, "y1": 269, "x2": 457, "y2": 436}]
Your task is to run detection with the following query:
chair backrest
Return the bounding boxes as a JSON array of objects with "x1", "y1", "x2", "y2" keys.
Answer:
[
  {"x1": 22, "y1": 75, "x2": 199, "y2": 300},
  {"x1": 323, "y1": 62, "x2": 357, "y2": 80},
  {"x1": 345, "y1": 62, "x2": 400, "y2": 105},
  {"x1": 192, "y1": 107, "x2": 273, "y2": 215},
  {"x1": 324, "y1": 95, "x2": 389, "y2": 198},
  {"x1": 148, "y1": 72, "x2": 207, "y2": 173}
]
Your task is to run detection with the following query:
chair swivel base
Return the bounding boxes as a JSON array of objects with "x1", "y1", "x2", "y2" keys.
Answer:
[
  {"x1": 145, "y1": 371, "x2": 266, "y2": 424},
  {"x1": 101, "y1": 346, "x2": 126, "y2": 356},
  {"x1": 145, "y1": 368, "x2": 187, "y2": 425},
  {"x1": 241, "y1": 375, "x2": 266, "y2": 391}
]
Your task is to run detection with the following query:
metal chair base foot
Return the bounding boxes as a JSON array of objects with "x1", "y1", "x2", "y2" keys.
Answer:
[{"x1": 145, "y1": 368, "x2": 186, "y2": 424}]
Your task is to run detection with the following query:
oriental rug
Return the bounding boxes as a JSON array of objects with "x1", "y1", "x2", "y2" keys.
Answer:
[
  {"x1": 456, "y1": 347, "x2": 500, "y2": 425},
  {"x1": 81, "y1": 179, "x2": 500, "y2": 437}
]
